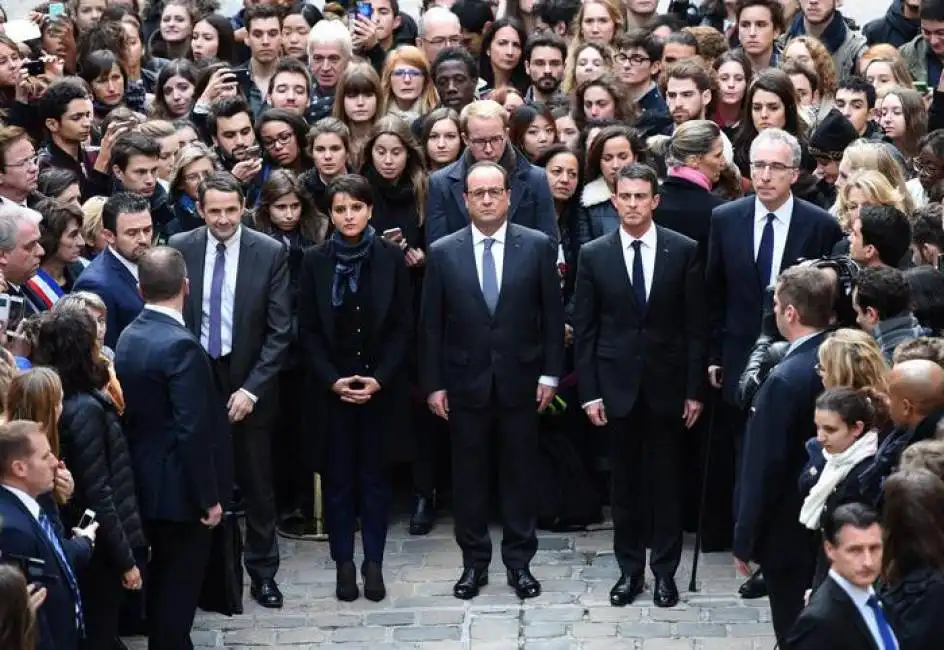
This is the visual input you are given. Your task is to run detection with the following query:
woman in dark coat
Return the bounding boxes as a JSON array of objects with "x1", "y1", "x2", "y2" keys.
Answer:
[
  {"x1": 32, "y1": 308, "x2": 145, "y2": 650},
  {"x1": 297, "y1": 173, "x2": 412, "y2": 604}
]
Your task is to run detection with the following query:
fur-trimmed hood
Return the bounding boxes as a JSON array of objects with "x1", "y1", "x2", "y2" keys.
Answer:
[{"x1": 580, "y1": 177, "x2": 612, "y2": 209}]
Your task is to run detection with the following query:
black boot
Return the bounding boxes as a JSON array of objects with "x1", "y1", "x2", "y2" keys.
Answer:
[
  {"x1": 409, "y1": 493, "x2": 435, "y2": 535},
  {"x1": 336, "y1": 562, "x2": 359, "y2": 601},
  {"x1": 362, "y1": 560, "x2": 386, "y2": 602}
]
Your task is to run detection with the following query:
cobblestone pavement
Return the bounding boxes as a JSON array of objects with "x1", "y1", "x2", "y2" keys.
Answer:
[{"x1": 124, "y1": 517, "x2": 775, "y2": 650}]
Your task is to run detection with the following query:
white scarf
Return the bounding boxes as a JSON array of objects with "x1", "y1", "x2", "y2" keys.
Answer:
[{"x1": 799, "y1": 431, "x2": 878, "y2": 530}]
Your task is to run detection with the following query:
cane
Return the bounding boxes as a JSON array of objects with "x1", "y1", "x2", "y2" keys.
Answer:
[
  {"x1": 312, "y1": 472, "x2": 329, "y2": 542},
  {"x1": 689, "y1": 391, "x2": 718, "y2": 592}
]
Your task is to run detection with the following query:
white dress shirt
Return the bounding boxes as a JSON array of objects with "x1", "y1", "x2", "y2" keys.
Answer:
[
  {"x1": 829, "y1": 569, "x2": 899, "y2": 650},
  {"x1": 144, "y1": 304, "x2": 185, "y2": 327},
  {"x1": 470, "y1": 221, "x2": 556, "y2": 388},
  {"x1": 108, "y1": 246, "x2": 139, "y2": 282},
  {"x1": 200, "y1": 227, "x2": 241, "y2": 357},
  {"x1": 753, "y1": 193, "x2": 794, "y2": 287},
  {"x1": 618, "y1": 223, "x2": 657, "y2": 299},
  {"x1": 2, "y1": 483, "x2": 40, "y2": 521}
]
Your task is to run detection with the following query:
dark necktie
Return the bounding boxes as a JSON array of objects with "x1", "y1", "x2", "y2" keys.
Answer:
[
  {"x1": 866, "y1": 595, "x2": 898, "y2": 650},
  {"x1": 756, "y1": 213, "x2": 776, "y2": 288},
  {"x1": 482, "y1": 237, "x2": 499, "y2": 314},
  {"x1": 208, "y1": 242, "x2": 226, "y2": 358},
  {"x1": 631, "y1": 240, "x2": 646, "y2": 311},
  {"x1": 38, "y1": 511, "x2": 84, "y2": 633}
]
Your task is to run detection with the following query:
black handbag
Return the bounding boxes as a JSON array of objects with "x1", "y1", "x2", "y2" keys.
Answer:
[{"x1": 198, "y1": 511, "x2": 243, "y2": 615}]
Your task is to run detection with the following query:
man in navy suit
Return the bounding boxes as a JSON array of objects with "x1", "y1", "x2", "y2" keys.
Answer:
[
  {"x1": 116, "y1": 247, "x2": 232, "y2": 650},
  {"x1": 425, "y1": 99, "x2": 558, "y2": 247},
  {"x1": 733, "y1": 265, "x2": 836, "y2": 646},
  {"x1": 73, "y1": 192, "x2": 153, "y2": 349},
  {"x1": 0, "y1": 420, "x2": 97, "y2": 650},
  {"x1": 705, "y1": 128, "x2": 842, "y2": 557}
]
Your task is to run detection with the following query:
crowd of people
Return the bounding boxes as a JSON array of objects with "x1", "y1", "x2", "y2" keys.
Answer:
[{"x1": 0, "y1": 0, "x2": 942, "y2": 647}]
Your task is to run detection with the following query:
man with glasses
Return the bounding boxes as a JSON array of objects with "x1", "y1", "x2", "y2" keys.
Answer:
[
  {"x1": 420, "y1": 160, "x2": 564, "y2": 602},
  {"x1": 901, "y1": 0, "x2": 944, "y2": 87},
  {"x1": 614, "y1": 30, "x2": 672, "y2": 137},
  {"x1": 426, "y1": 100, "x2": 557, "y2": 245},
  {"x1": 417, "y1": 7, "x2": 463, "y2": 68},
  {"x1": 0, "y1": 126, "x2": 43, "y2": 209}
]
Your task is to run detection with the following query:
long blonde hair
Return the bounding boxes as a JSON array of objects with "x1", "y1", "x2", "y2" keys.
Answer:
[
  {"x1": 835, "y1": 169, "x2": 908, "y2": 231},
  {"x1": 838, "y1": 141, "x2": 915, "y2": 212},
  {"x1": 817, "y1": 328, "x2": 890, "y2": 392}
]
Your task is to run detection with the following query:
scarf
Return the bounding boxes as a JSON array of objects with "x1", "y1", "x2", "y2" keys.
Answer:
[
  {"x1": 799, "y1": 430, "x2": 878, "y2": 530},
  {"x1": 668, "y1": 166, "x2": 712, "y2": 191},
  {"x1": 330, "y1": 225, "x2": 375, "y2": 307},
  {"x1": 93, "y1": 97, "x2": 121, "y2": 119}
]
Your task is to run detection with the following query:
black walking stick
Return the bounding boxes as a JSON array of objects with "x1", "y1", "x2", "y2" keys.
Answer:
[{"x1": 689, "y1": 391, "x2": 718, "y2": 592}]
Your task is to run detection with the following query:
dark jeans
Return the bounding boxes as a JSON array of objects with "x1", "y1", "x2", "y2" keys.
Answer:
[{"x1": 322, "y1": 399, "x2": 391, "y2": 564}]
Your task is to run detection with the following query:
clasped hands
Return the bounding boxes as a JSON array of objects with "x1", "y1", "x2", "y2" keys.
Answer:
[{"x1": 332, "y1": 375, "x2": 381, "y2": 404}]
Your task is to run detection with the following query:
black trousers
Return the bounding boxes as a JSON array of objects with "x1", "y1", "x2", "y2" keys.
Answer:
[
  {"x1": 78, "y1": 547, "x2": 126, "y2": 650},
  {"x1": 273, "y1": 365, "x2": 314, "y2": 519},
  {"x1": 450, "y1": 398, "x2": 539, "y2": 570},
  {"x1": 211, "y1": 355, "x2": 279, "y2": 583},
  {"x1": 145, "y1": 519, "x2": 213, "y2": 650},
  {"x1": 609, "y1": 397, "x2": 683, "y2": 580},
  {"x1": 322, "y1": 399, "x2": 391, "y2": 564},
  {"x1": 766, "y1": 555, "x2": 815, "y2": 646},
  {"x1": 412, "y1": 402, "x2": 450, "y2": 498}
]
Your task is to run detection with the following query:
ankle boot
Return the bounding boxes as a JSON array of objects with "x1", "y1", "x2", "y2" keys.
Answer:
[
  {"x1": 409, "y1": 492, "x2": 436, "y2": 535},
  {"x1": 362, "y1": 560, "x2": 386, "y2": 602},
  {"x1": 336, "y1": 562, "x2": 359, "y2": 601}
]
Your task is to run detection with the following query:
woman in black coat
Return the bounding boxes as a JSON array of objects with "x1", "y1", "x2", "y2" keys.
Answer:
[
  {"x1": 297, "y1": 173, "x2": 412, "y2": 604},
  {"x1": 32, "y1": 308, "x2": 145, "y2": 650}
]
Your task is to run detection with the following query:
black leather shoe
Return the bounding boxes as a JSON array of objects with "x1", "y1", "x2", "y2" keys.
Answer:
[
  {"x1": 409, "y1": 494, "x2": 435, "y2": 536},
  {"x1": 610, "y1": 574, "x2": 644, "y2": 607},
  {"x1": 335, "y1": 562, "x2": 358, "y2": 602},
  {"x1": 251, "y1": 578, "x2": 284, "y2": 608},
  {"x1": 362, "y1": 560, "x2": 386, "y2": 602},
  {"x1": 507, "y1": 567, "x2": 541, "y2": 599},
  {"x1": 453, "y1": 567, "x2": 488, "y2": 600},
  {"x1": 653, "y1": 576, "x2": 679, "y2": 608},
  {"x1": 738, "y1": 569, "x2": 768, "y2": 599}
]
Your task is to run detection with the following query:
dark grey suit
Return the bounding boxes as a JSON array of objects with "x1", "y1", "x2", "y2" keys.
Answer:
[
  {"x1": 169, "y1": 225, "x2": 291, "y2": 583},
  {"x1": 420, "y1": 222, "x2": 565, "y2": 568}
]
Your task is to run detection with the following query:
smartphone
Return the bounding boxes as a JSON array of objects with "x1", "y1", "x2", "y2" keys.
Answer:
[
  {"x1": 23, "y1": 59, "x2": 44, "y2": 76},
  {"x1": 382, "y1": 227, "x2": 403, "y2": 240},
  {"x1": 0, "y1": 294, "x2": 9, "y2": 328},
  {"x1": 356, "y1": 1, "x2": 373, "y2": 18},
  {"x1": 915, "y1": 81, "x2": 930, "y2": 95},
  {"x1": 7, "y1": 296, "x2": 24, "y2": 331},
  {"x1": 229, "y1": 68, "x2": 251, "y2": 86},
  {"x1": 48, "y1": 2, "x2": 65, "y2": 16},
  {"x1": 242, "y1": 144, "x2": 261, "y2": 158},
  {"x1": 76, "y1": 509, "x2": 96, "y2": 529}
]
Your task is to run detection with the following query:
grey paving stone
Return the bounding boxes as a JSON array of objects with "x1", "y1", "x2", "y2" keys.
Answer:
[
  {"x1": 617, "y1": 622, "x2": 673, "y2": 638},
  {"x1": 276, "y1": 627, "x2": 330, "y2": 644},
  {"x1": 642, "y1": 640, "x2": 694, "y2": 650},
  {"x1": 647, "y1": 607, "x2": 700, "y2": 622},
  {"x1": 470, "y1": 616, "x2": 520, "y2": 640},
  {"x1": 697, "y1": 639, "x2": 754, "y2": 650},
  {"x1": 522, "y1": 605, "x2": 586, "y2": 623},
  {"x1": 524, "y1": 639, "x2": 580, "y2": 650},
  {"x1": 675, "y1": 623, "x2": 727, "y2": 637},
  {"x1": 525, "y1": 622, "x2": 568, "y2": 638},
  {"x1": 570, "y1": 622, "x2": 617, "y2": 637},
  {"x1": 392, "y1": 625, "x2": 463, "y2": 642},
  {"x1": 329, "y1": 626, "x2": 388, "y2": 642},
  {"x1": 221, "y1": 628, "x2": 277, "y2": 645},
  {"x1": 364, "y1": 611, "x2": 417, "y2": 626}
]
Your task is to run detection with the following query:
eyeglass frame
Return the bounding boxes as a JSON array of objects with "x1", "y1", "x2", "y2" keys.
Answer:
[
  {"x1": 467, "y1": 186, "x2": 507, "y2": 200},
  {"x1": 466, "y1": 134, "x2": 506, "y2": 151},
  {"x1": 261, "y1": 131, "x2": 296, "y2": 149},
  {"x1": 6, "y1": 154, "x2": 38, "y2": 169}
]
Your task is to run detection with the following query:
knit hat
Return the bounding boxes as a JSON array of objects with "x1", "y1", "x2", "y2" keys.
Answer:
[{"x1": 809, "y1": 108, "x2": 859, "y2": 160}]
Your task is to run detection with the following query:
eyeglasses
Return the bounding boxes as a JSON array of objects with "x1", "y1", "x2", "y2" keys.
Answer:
[
  {"x1": 424, "y1": 35, "x2": 463, "y2": 47},
  {"x1": 749, "y1": 161, "x2": 796, "y2": 174},
  {"x1": 262, "y1": 131, "x2": 295, "y2": 148},
  {"x1": 614, "y1": 53, "x2": 650, "y2": 66},
  {"x1": 467, "y1": 135, "x2": 505, "y2": 150},
  {"x1": 468, "y1": 187, "x2": 506, "y2": 200},
  {"x1": 6, "y1": 154, "x2": 38, "y2": 169},
  {"x1": 183, "y1": 169, "x2": 211, "y2": 184},
  {"x1": 392, "y1": 68, "x2": 425, "y2": 79},
  {"x1": 914, "y1": 159, "x2": 941, "y2": 177}
]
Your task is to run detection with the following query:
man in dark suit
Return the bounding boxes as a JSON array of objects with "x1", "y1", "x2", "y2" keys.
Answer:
[
  {"x1": 734, "y1": 265, "x2": 836, "y2": 645},
  {"x1": 169, "y1": 171, "x2": 291, "y2": 608},
  {"x1": 573, "y1": 163, "x2": 707, "y2": 608},
  {"x1": 73, "y1": 192, "x2": 154, "y2": 348},
  {"x1": 705, "y1": 128, "x2": 842, "y2": 574},
  {"x1": 788, "y1": 503, "x2": 899, "y2": 650},
  {"x1": 425, "y1": 99, "x2": 558, "y2": 246},
  {"x1": 0, "y1": 420, "x2": 97, "y2": 650},
  {"x1": 0, "y1": 203, "x2": 46, "y2": 317},
  {"x1": 116, "y1": 247, "x2": 232, "y2": 650},
  {"x1": 421, "y1": 160, "x2": 565, "y2": 601}
]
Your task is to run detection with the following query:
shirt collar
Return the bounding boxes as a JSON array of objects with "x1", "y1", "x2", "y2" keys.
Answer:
[
  {"x1": 208, "y1": 226, "x2": 241, "y2": 251},
  {"x1": 144, "y1": 304, "x2": 185, "y2": 327},
  {"x1": 471, "y1": 221, "x2": 508, "y2": 246},
  {"x1": 829, "y1": 568, "x2": 875, "y2": 608},
  {"x1": 108, "y1": 246, "x2": 139, "y2": 280},
  {"x1": 755, "y1": 193, "x2": 794, "y2": 224},
  {"x1": 2, "y1": 483, "x2": 40, "y2": 519},
  {"x1": 786, "y1": 329, "x2": 824, "y2": 357},
  {"x1": 618, "y1": 222, "x2": 657, "y2": 249}
]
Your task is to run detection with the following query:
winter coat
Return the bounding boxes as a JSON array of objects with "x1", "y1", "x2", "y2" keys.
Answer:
[
  {"x1": 880, "y1": 565, "x2": 944, "y2": 650},
  {"x1": 575, "y1": 177, "x2": 619, "y2": 245},
  {"x1": 864, "y1": 0, "x2": 920, "y2": 48}
]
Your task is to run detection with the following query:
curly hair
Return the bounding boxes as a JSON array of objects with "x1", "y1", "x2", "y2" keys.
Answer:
[
  {"x1": 572, "y1": 73, "x2": 635, "y2": 132},
  {"x1": 817, "y1": 328, "x2": 889, "y2": 394},
  {"x1": 31, "y1": 309, "x2": 109, "y2": 397},
  {"x1": 783, "y1": 36, "x2": 837, "y2": 100}
]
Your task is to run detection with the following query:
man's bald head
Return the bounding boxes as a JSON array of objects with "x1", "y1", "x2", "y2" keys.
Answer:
[{"x1": 888, "y1": 359, "x2": 944, "y2": 428}]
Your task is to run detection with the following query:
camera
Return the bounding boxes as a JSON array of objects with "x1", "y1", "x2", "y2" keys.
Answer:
[
  {"x1": 0, "y1": 552, "x2": 58, "y2": 586},
  {"x1": 23, "y1": 60, "x2": 44, "y2": 76}
]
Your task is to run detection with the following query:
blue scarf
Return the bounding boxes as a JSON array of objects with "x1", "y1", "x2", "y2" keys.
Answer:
[{"x1": 329, "y1": 225, "x2": 375, "y2": 307}]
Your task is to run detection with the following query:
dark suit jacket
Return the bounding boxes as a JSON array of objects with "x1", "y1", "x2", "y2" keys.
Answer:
[
  {"x1": 169, "y1": 226, "x2": 292, "y2": 400},
  {"x1": 734, "y1": 331, "x2": 827, "y2": 565},
  {"x1": 420, "y1": 222, "x2": 565, "y2": 409},
  {"x1": 0, "y1": 486, "x2": 93, "y2": 650},
  {"x1": 788, "y1": 575, "x2": 884, "y2": 650},
  {"x1": 115, "y1": 309, "x2": 233, "y2": 521},
  {"x1": 653, "y1": 175, "x2": 726, "y2": 264},
  {"x1": 706, "y1": 196, "x2": 843, "y2": 401},
  {"x1": 73, "y1": 248, "x2": 144, "y2": 349},
  {"x1": 572, "y1": 226, "x2": 707, "y2": 419},
  {"x1": 425, "y1": 149, "x2": 558, "y2": 247}
]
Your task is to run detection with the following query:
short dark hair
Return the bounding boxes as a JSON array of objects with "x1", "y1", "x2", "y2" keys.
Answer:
[
  {"x1": 735, "y1": 0, "x2": 785, "y2": 31},
  {"x1": 644, "y1": 14, "x2": 685, "y2": 34},
  {"x1": 781, "y1": 60, "x2": 819, "y2": 95},
  {"x1": 78, "y1": 49, "x2": 122, "y2": 87},
  {"x1": 432, "y1": 47, "x2": 479, "y2": 81},
  {"x1": 38, "y1": 77, "x2": 90, "y2": 125},
  {"x1": 912, "y1": 203, "x2": 944, "y2": 251},
  {"x1": 325, "y1": 173, "x2": 374, "y2": 209},
  {"x1": 776, "y1": 265, "x2": 836, "y2": 329},
  {"x1": 615, "y1": 163, "x2": 659, "y2": 196},
  {"x1": 664, "y1": 60, "x2": 711, "y2": 92},
  {"x1": 197, "y1": 171, "x2": 245, "y2": 205},
  {"x1": 858, "y1": 205, "x2": 912, "y2": 267},
  {"x1": 37, "y1": 167, "x2": 79, "y2": 199},
  {"x1": 268, "y1": 56, "x2": 313, "y2": 95},
  {"x1": 663, "y1": 30, "x2": 698, "y2": 53},
  {"x1": 0, "y1": 421, "x2": 42, "y2": 481},
  {"x1": 451, "y1": 0, "x2": 492, "y2": 32},
  {"x1": 837, "y1": 76, "x2": 877, "y2": 110},
  {"x1": 921, "y1": 0, "x2": 944, "y2": 22},
  {"x1": 464, "y1": 161, "x2": 509, "y2": 192},
  {"x1": 110, "y1": 132, "x2": 160, "y2": 171},
  {"x1": 534, "y1": 0, "x2": 580, "y2": 31},
  {"x1": 139, "y1": 247, "x2": 187, "y2": 302},
  {"x1": 244, "y1": 2, "x2": 283, "y2": 31},
  {"x1": 823, "y1": 502, "x2": 881, "y2": 546},
  {"x1": 615, "y1": 27, "x2": 662, "y2": 62},
  {"x1": 102, "y1": 192, "x2": 151, "y2": 233},
  {"x1": 207, "y1": 96, "x2": 253, "y2": 139},
  {"x1": 35, "y1": 198, "x2": 84, "y2": 265},
  {"x1": 525, "y1": 32, "x2": 567, "y2": 63},
  {"x1": 855, "y1": 266, "x2": 912, "y2": 321}
]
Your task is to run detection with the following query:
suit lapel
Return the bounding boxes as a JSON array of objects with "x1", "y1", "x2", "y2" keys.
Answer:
[
  {"x1": 0, "y1": 487, "x2": 74, "y2": 584},
  {"x1": 782, "y1": 202, "x2": 810, "y2": 272},
  {"x1": 825, "y1": 578, "x2": 882, "y2": 650},
  {"x1": 456, "y1": 228, "x2": 492, "y2": 318},
  {"x1": 607, "y1": 230, "x2": 642, "y2": 314},
  {"x1": 646, "y1": 228, "x2": 671, "y2": 318},
  {"x1": 184, "y1": 229, "x2": 207, "y2": 338},
  {"x1": 495, "y1": 226, "x2": 521, "y2": 315},
  {"x1": 740, "y1": 205, "x2": 765, "y2": 294}
]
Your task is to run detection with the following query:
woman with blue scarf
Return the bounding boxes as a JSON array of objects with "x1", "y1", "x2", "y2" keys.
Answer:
[{"x1": 297, "y1": 174, "x2": 412, "y2": 603}]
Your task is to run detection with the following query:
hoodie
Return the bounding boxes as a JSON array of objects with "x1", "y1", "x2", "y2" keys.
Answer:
[{"x1": 864, "y1": 0, "x2": 920, "y2": 48}]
